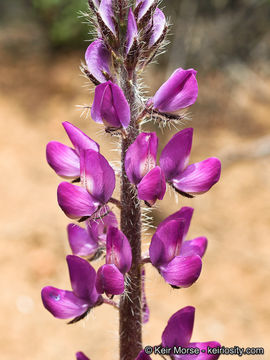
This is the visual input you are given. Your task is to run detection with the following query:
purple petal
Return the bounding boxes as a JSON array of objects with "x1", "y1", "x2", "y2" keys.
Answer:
[
  {"x1": 67, "y1": 255, "x2": 99, "y2": 304},
  {"x1": 160, "y1": 128, "x2": 193, "y2": 181},
  {"x1": 67, "y1": 224, "x2": 99, "y2": 257},
  {"x1": 162, "y1": 306, "x2": 195, "y2": 348},
  {"x1": 149, "y1": 220, "x2": 185, "y2": 267},
  {"x1": 85, "y1": 39, "x2": 111, "y2": 83},
  {"x1": 76, "y1": 352, "x2": 91, "y2": 360},
  {"x1": 91, "y1": 81, "x2": 130, "y2": 128},
  {"x1": 152, "y1": 68, "x2": 198, "y2": 113},
  {"x1": 142, "y1": 267, "x2": 149, "y2": 324},
  {"x1": 157, "y1": 207, "x2": 194, "y2": 241},
  {"x1": 57, "y1": 182, "x2": 100, "y2": 219},
  {"x1": 46, "y1": 141, "x2": 80, "y2": 178},
  {"x1": 126, "y1": 9, "x2": 138, "y2": 54},
  {"x1": 160, "y1": 255, "x2": 202, "y2": 288},
  {"x1": 136, "y1": 350, "x2": 152, "y2": 360},
  {"x1": 125, "y1": 132, "x2": 158, "y2": 185},
  {"x1": 80, "y1": 149, "x2": 115, "y2": 204},
  {"x1": 174, "y1": 342, "x2": 221, "y2": 360},
  {"x1": 136, "y1": 0, "x2": 156, "y2": 21},
  {"x1": 172, "y1": 158, "x2": 221, "y2": 195},
  {"x1": 149, "y1": 8, "x2": 166, "y2": 48},
  {"x1": 41, "y1": 286, "x2": 89, "y2": 319},
  {"x1": 87, "y1": 210, "x2": 118, "y2": 244},
  {"x1": 99, "y1": 0, "x2": 116, "y2": 35},
  {"x1": 181, "y1": 237, "x2": 208, "y2": 258},
  {"x1": 137, "y1": 166, "x2": 166, "y2": 206},
  {"x1": 106, "y1": 227, "x2": 132, "y2": 274},
  {"x1": 62, "y1": 122, "x2": 99, "y2": 153},
  {"x1": 96, "y1": 264, "x2": 125, "y2": 295}
]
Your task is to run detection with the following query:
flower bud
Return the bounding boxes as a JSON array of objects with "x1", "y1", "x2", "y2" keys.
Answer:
[
  {"x1": 125, "y1": 132, "x2": 158, "y2": 185},
  {"x1": 151, "y1": 68, "x2": 198, "y2": 113},
  {"x1": 91, "y1": 81, "x2": 130, "y2": 129}
]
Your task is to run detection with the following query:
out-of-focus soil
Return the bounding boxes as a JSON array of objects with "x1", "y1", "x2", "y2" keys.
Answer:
[{"x1": 0, "y1": 53, "x2": 270, "y2": 360}]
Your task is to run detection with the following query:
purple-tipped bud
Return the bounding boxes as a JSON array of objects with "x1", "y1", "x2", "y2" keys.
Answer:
[
  {"x1": 160, "y1": 128, "x2": 221, "y2": 195},
  {"x1": 91, "y1": 81, "x2": 131, "y2": 129},
  {"x1": 137, "y1": 166, "x2": 166, "y2": 206},
  {"x1": 67, "y1": 223, "x2": 99, "y2": 257},
  {"x1": 80, "y1": 149, "x2": 116, "y2": 204},
  {"x1": 125, "y1": 132, "x2": 158, "y2": 185},
  {"x1": 96, "y1": 264, "x2": 125, "y2": 296},
  {"x1": 148, "y1": 8, "x2": 166, "y2": 48},
  {"x1": 136, "y1": 350, "x2": 152, "y2": 360},
  {"x1": 126, "y1": 9, "x2": 138, "y2": 55},
  {"x1": 150, "y1": 68, "x2": 198, "y2": 113},
  {"x1": 85, "y1": 39, "x2": 112, "y2": 83},
  {"x1": 41, "y1": 256, "x2": 100, "y2": 319},
  {"x1": 99, "y1": 0, "x2": 116, "y2": 35},
  {"x1": 76, "y1": 352, "x2": 90, "y2": 360},
  {"x1": 106, "y1": 227, "x2": 132, "y2": 274},
  {"x1": 135, "y1": 0, "x2": 156, "y2": 21},
  {"x1": 46, "y1": 122, "x2": 99, "y2": 179},
  {"x1": 57, "y1": 182, "x2": 100, "y2": 220}
]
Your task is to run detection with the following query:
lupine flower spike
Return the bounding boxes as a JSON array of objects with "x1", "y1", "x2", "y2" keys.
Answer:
[{"x1": 41, "y1": 1, "x2": 223, "y2": 359}]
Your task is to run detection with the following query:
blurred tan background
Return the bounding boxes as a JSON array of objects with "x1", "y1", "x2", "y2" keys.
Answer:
[{"x1": 0, "y1": 0, "x2": 270, "y2": 359}]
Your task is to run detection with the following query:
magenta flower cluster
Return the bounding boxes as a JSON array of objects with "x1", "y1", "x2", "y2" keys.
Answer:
[{"x1": 41, "y1": 1, "x2": 222, "y2": 359}]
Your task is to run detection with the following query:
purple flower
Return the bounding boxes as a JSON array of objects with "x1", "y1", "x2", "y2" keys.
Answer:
[
  {"x1": 149, "y1": 207, "x2": 206, "y2": 288},
  {"x1": 137, "y1": 166, "x2": 166, "y2": 206},
  {"x1": 160, "y1": 128, "x2": 221, "y2": 196},
  {"x1": 125, "y1": 132, "x2": 165, "y2": 205},
  {"x1": 80, "y1": 149, "x2": 116, "y2": 204},
  {"x1": 125, "y1": 132, "x2": 158, "y2": 185},
  {"x1": 46, "y1": 121, "x2": 99, "y2": 179},
  {"x1": 91, "y1": 81, "x2": 131, "y2": 129},
  {"x1": 57, "y1": 149, "x2": 115, "y2": 220},
  {"x1": 96, "y1": 264, "x2": 125, "y2": 296},
  {"x1": 148, "y1": 8, "x2": 166, "y2": 48},
  {"x1": 57, "y1": 182, "x2": 100, "y2": 220},
  {"x1": 135, "y1": 350, "x2": 152, "y2": 360},
  {"x1": 162, "y1": 306, "x2": 221, "y2": 359},
  {"x1": 85, "y1": 39, "x2": 112, "y2": 83},
  {"x1": 76, "y1": 352, "x2": 90, "y2": 360},
  {"x1": 67, "y1": 210, "x2": 118, "y2": 257},
  {"x1": 106, "y1": 227, "x2": 132, "y2": 274},
  {"x1": 96, "y1": 226, "x2": 131, "y2": 296},
  {"x1": 126, "y1": 9, "x2": 138, "y2": 55},
  {"x1": 125, "y1": 129, "x2": 221, "y2": 203},
  {"x1": 41, "y1": 255, "x2": 101, "y2": 320},
  {"x1": 150, "y1": 68, "x2": 198, "y2": 113}
]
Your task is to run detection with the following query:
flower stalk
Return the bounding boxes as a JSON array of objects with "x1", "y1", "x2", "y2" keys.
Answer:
[
  {"x1": 41, "y1": 1, "x2": 222, "y2": 359},
  {"x1": 119, "y1": 70, "x2": 143, "y2": 359}
]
